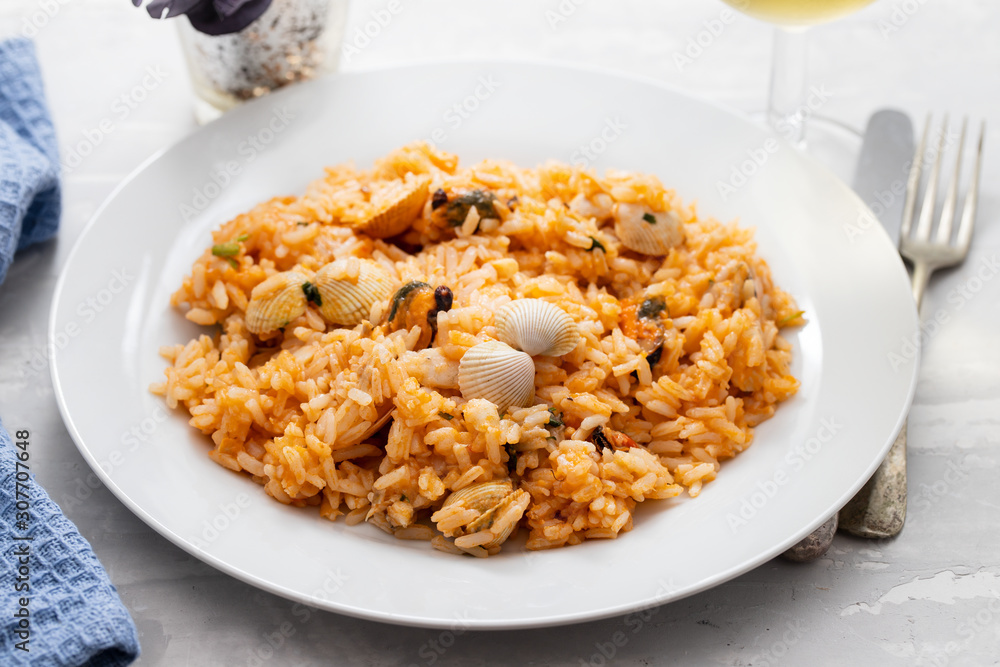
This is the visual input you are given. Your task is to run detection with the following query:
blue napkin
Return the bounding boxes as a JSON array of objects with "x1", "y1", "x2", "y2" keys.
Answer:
[
  {"x1": 0, "y1": 38, "x2": 61, "y2": 285},
  {"x1": 0, "y1": 39, "x2": 141, "y2": 665}
]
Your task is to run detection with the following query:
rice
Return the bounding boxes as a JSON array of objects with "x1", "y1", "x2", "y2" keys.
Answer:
[{"x1": 152, "y1": 141, "x2": 802, "y2": 554}]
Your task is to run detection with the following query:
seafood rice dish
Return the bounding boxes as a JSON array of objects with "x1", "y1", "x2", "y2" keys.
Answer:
[{"x1": 152, "y1": 142, "x2": 802, "y2": 557}]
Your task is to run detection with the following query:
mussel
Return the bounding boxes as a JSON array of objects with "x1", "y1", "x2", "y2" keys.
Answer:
[{"x1": 386, "y1": 281, "x2": 453, "y2": 349}]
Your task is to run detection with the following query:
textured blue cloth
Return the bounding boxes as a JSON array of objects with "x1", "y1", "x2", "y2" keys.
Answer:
[
  {"x1": 0, "y1": 38, "x2": 61, "y2": 285},
  {"x1": 0, "y1": 39, "x2": 141, "y2": 665},
  {"x1": 0, "y1": 419, "x2": 140, "y2": 666}
]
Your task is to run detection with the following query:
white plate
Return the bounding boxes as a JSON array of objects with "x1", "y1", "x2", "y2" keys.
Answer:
[{"x1": 50, "y1": 61, "x2": 919, "y2": 629}]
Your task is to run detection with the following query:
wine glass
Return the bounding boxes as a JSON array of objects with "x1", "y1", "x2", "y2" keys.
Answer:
[
  {"x1": 719, "y1": 0, "x2": 880, "y2": 561},
  {"x1": 720, "y1": 0, "x2": 878, "y2": 148}
]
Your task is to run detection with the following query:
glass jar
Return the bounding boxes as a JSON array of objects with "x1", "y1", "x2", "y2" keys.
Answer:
[{"x1": 176, "y1": 0, "x2": 349, "y2": 124}]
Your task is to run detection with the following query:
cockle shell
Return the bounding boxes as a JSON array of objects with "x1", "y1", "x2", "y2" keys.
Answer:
[
  {"x1": 438, "y1": 480, "x2": 530, "y2": 549},
  {"x1": 494, "y1": 299, "x2": 580, "y2": 357},
  {"x1": 458, "y1": 341, "x2": 535, "y2": 414},
  {"x1": 245, "y1": 271, "x2": 309, "y2": 334},
  {"x1": 354, "y1": 175, "x2": 431, "y2": 238},
  {"x1": 312, "y1": 259, "x2": 395, "y2": 326},
  {"x1": 613, "y1": 202, "x2": 685, "y2": 256}
]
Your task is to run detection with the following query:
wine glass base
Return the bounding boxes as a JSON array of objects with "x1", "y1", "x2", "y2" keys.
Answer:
[{"x1": 749, "y1": 112, "x2": 864, "y2": 183}]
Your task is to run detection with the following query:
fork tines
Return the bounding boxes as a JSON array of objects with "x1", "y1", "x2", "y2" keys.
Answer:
[{"x1": 900, "y1": 115, "x2": 986, "y2": 251}]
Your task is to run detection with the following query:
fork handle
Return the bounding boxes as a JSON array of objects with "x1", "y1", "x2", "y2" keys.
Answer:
[
  {"x1": 838, "y1": 422, "x2": 908, "y2": 538},
  {"x1": 910, "y1": 261, "x2": 931, "y2": 310},
  {"x1": 838, "y1": 260, "x2": 923, "y2": 537},
  {"x1": 838, "y1": 257, "x2": 926, "y2": 538}
]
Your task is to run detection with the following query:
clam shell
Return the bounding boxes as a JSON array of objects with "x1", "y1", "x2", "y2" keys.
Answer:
[
  {"x1": 494, "y1": 299, "x2": 580, "y2": 357},
  {"x1": 441, "y1": 479, "x2": 514, "y2": 514},
  {"x1": 313, "y1": 259, "x2": 395, "y2": 326},
  {"x1": 440, "y1": 480, "x2": 529, "y2": 549},
  {"x1": 245, "y1": 271, "x2": 309, "y2": 334},
  {"x1": 466, "y1": 488, "x2": 530, "y2": 549},
  {"x1": 613, "y1": 202, "x2": 685, "y2": 256},
  {"x1": 458, "y1": 341, "x2": 536, "y2": 414},
  {"x1": 355, "y1": 175, "x2": 431, "y2": 238}
]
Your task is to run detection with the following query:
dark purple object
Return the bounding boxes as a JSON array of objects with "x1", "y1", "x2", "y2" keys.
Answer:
[{"x1": 133, "y1": 0, "x2": 274, "y2": 35}]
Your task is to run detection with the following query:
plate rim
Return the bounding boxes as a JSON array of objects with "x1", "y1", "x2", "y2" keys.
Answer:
[{"x1": 49, "y1": 57, "x2": 920, "y2": 629}]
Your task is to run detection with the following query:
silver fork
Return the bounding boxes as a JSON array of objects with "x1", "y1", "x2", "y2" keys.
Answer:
[
  {"x1": 784, "y1": 116, "x2": 985, "y2": 561},
  {"x1": 837, "y1": 115, "x2": 985, "y2": 539}
]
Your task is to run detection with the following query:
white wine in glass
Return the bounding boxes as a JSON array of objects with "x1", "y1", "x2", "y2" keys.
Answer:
[
  {"x1": 720, "y1": 0, "x2": 877, "y2": 145},
  {"x1": 726, "y1": 0, "x2": 876, "y2": 26}
]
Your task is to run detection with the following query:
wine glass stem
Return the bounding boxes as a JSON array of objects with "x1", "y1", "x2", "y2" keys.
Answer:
[{"x1": 768, "y1": 26, "x2": 810, "y2": 147}]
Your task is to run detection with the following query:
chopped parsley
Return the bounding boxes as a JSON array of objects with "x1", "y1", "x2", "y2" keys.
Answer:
[
  {"x1": 211, "y1": 242, "x2": 240, "y2": 257},
  {"x1": 224, "y1": 257, "x2": 239, "y2": 270},
  {"x1": 236, "y1": 233, "x2": 249, "y2": 242},
  {"x1": 438, "y1": 411, "x2": 454, "y2": 421},
  {"x1": 587, "y1": 236, "x2": 606, "y2": 252},
  {"x1": 642, "y1": 213, "x2": 657, "y2": 225},
  {"x1": 546, "y1": 407, "x2": 563, "y2": 428},
  {"x1": 777, "y1": 310, "x2": 805, "y2": 326}
]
